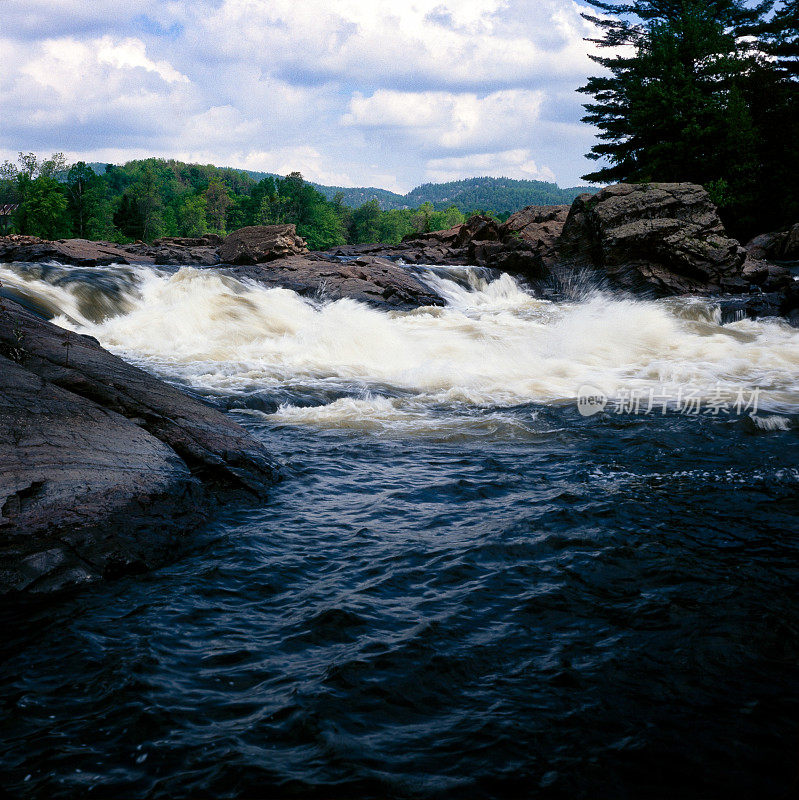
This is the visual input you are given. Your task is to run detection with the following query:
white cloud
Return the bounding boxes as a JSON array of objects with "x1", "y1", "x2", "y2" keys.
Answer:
[
  {"x1": 344, "y1": 89, "x2": 544, "y2": 151},
  {"x1": 96, "y1": 37, "x2": 190, "y2": 84},
  {"x1": 425, "y1": 150, "x2": 557, "y2": 184},
  {"x1": 0, "y1": 1, "x2": 608, "y2": 190},
  {"x1": 8, "y1": 35, "x2": 195, "y2": 125},
  {"x1": 193, "y1": 0, "x2": 600, "y2": 92}
]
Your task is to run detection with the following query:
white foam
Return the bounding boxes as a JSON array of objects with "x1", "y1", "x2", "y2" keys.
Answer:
[
  {"x1": 3, "y1": 263, "x2": 799, "y2": 427},
  {"x1": 750, "y1": 415, "x2": 793, "y2": 431}
]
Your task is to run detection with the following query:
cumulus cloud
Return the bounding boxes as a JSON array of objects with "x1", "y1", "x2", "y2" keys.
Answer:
[
  {"x1": 0, "y1": 0, "x2": 606, "y2": 190},
  {"x1": 425, "y1": 150, "x2": 557, "y2": 184},
  {"x1": 0, "y1": 34, "x2": 198, "y2": 152},
  {"x1": 343, "y1": 89, "x2": 545, "y2": 151},
  {"x1": 192, "y1": 0, "x2": 600, "y2": 92}
]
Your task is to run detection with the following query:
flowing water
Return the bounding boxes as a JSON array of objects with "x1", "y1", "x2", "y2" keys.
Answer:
[{"x1": 1, "y1": 261, "x2": 798, "y2": 799}]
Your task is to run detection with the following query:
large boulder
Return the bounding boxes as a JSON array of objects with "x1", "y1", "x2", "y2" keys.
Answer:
[
  {"x1": 219, "y1": 224, "x2": 308, "y2": 265},
  {"x1": 559, "y1": 183, "x2": 749, "y2": 295},
  {"x1": 745, "y1": 223, "x2": 799, "y2": 262},
  {"x1": 0, "y1": 298, "x2": 279, "y2": 596}
]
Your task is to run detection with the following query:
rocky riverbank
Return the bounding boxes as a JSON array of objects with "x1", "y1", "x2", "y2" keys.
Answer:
[
  {"x1": 2, "y1": 182, "x2": 796, "y2": 320},
  {"x1": 2, "y1": 181, "x2": 797, "y2": 597},
  {"x1": 0, "y1": 296, "x2": 279, "y2": 596}
]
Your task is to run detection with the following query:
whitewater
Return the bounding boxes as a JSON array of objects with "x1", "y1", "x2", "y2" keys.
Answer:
[
  {"x1": 1, "y1": 260, "x2": 797, "y2": 428},
  {"x1": 2, "y1": 257, "x2": 799, "y2": 799}
]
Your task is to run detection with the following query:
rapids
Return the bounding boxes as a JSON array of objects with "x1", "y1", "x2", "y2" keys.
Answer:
[
  {"x1": 1, "y1": 258, "x2": 798, "y2": 799},
  {"x1": 1, "y1": 260, "x2": 797, "y2": 423}
]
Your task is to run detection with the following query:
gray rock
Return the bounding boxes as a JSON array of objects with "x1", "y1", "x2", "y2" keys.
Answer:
[
  {"x1": 559, "y1": 183, "x2": 749, "y2": 296},
  {"x1": 0, "y1": 298, "x2": 279, "y2": 596},
  {"x1": 745, "y1": 223, "x2": 799, "y2": 261}
]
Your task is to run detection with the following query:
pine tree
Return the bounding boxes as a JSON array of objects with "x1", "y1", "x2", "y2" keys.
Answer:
[
  {"x1": 578, "y1": 0, "x2": 796, "y2": 236},
  {"x1": 758, "y1": 0, "x2": 799, "y2": 76},
  {"x1": 580, "y1": 0, "x2": 771, "y2": 180}
]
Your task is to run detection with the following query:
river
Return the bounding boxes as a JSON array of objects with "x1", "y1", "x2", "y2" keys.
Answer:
[{"x1": 1, "y1": 260, "x2": 798, "y2": 798}]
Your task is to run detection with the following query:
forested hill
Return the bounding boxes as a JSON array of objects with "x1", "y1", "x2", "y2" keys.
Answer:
[
  {"x1": 237, "y1": 171, "x2": 595, "y2": 213},
  {"x1": 403, "y1": 178, "x2": 593, "y2": 212},
  {"x1": 87, "y1": 163, "x2": 593, "y2": 214}
]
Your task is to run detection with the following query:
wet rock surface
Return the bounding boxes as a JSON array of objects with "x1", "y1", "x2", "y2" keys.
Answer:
[
  {"x1": 225, "y1": 253, "x2": 445, "y2": 310},
  {"x1": 558, "y1": 183, "x2": 750, "y2": 296},
  {"x1": 0, "y1": 298, "x2": 279, "y2": 597}
]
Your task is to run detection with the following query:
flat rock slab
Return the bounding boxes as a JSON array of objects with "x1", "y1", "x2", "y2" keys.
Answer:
[
  {"x1": 0, "y1": 237, "x2": 142, "y2": 267},
  {"x1": 0, "y1": 235, "x2": 221, "y2": 267},
  {"x1": 226, "y1": 254, "x2": 445, "y2": 310},
  {"x1": 0, "y1": 298, "x2": 279, "y2": 597}
]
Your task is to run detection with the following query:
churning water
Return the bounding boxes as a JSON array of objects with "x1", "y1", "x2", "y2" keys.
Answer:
[{"x1": 1, "y1": 260, "x2": 798, "y2": 798}]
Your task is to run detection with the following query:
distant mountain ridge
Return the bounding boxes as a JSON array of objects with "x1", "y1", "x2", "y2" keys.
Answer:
[
  {"x1": 88, "y1": 163, "x2": 595, "y2": 215},
  {"x1": 247, "y1": 172, "x2": 596, "y2": 213}
]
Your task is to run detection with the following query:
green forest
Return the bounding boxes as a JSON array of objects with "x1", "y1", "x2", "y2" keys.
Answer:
[{"x1": 0, "y1": 157, "x2": 489, "y2": 250}]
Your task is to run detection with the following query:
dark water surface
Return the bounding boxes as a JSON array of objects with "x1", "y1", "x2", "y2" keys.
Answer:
[
  {"x1": 2, "y1": 260, "x2": 799, "y2": 798},
  {"x1": 2, "y1": 408, "x2": 798, "y2": 799}
]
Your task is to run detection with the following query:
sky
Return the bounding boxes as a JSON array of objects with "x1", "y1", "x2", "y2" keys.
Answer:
[{"x1": 0, "y1": 0, "x2": 608, "y2": 193}]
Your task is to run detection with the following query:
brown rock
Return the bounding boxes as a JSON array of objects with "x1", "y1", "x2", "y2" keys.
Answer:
[
  {"x1": 559, "y1": 183, "x2": 748, "y2": 295},
  {"x1": 500, "y1": 205, "x2": 569, "y2": 268},
  {"x1": 219, "y1": 224, "x2": 308, "y2": 264},
  {"x1": 224, "y1": 254, "x2": 444, "y2": 310}
]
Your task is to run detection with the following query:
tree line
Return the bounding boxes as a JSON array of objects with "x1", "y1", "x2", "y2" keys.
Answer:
[
  {"x1": 310, "y1": 176, "x2": 593, "y2": 213},
  {"x1": 0, "y1": 156, "x2": 489, "y2": 250},
  {"x1": 580, "y1": 0, "x2": 798, "y2": 240},
  {"x1": 3, "y1": 1, "x2": 794, "y2": 248}
]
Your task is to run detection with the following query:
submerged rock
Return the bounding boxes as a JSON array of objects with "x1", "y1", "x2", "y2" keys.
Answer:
[
  {"x1": 0, "y1": 298, "x2": 279, "y2": 597},
  {"x1": 559, "y1": 183, "x2": 749, "y2": 296}
]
